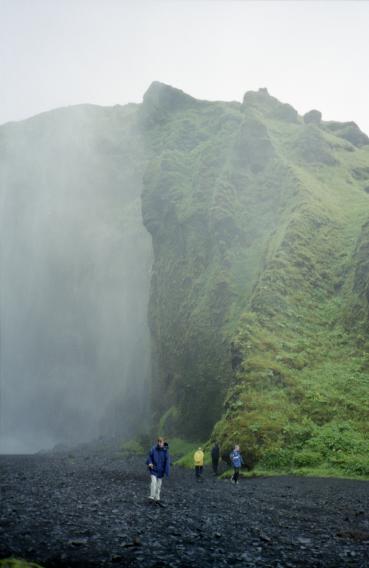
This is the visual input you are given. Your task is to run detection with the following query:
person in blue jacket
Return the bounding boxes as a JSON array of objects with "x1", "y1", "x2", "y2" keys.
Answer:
[
  {"x1": 146, "y1": 437, "x2": 170, "y2": 503},
  {"x1": 230, "y1": 444, "x2": 244, "y2": 484}
]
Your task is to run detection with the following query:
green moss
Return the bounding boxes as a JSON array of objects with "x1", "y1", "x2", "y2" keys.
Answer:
[
  {"x1": 120, "y1": 439, "x2": 145, "y2": 455},
  {"x1": 167, "y1": 437, "x2": 202, "y2": 458},
  {"x1": 175, "y1": 443, "x2": 211, "y2": 468},
  {"x1": 0, "y1": 559, "x2": 44, "y2": 568},
  {"x1": 140, "y1": 83, "x2": 369, "y2": 478},
  {"x1": 158, "y1": 406, "x2": 179, "y2": 435}
]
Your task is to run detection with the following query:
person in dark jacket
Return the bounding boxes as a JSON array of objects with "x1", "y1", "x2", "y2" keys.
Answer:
[
  {"x1": 146, "y1": 437, "x2": 170, "y2": 503},
  {"x1": 211, "y1": 442, "x2": 220, "y2": 476},
  {"x1": 230, "y1": 444, "x2": 244, "y2": 484}
]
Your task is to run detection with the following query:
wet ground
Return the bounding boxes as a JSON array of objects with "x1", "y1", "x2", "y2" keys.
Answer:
[{"x1": 1, "y1": 452, "x2": 369, "y2": 567}]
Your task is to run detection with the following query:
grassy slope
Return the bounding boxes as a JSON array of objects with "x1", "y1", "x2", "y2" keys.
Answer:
[
  {"x1": 141, "y1": 83, "x2": 369, "y2": 476},
  {"x1": 214, "y1": 103, "x2": 369, "y2": 477}
]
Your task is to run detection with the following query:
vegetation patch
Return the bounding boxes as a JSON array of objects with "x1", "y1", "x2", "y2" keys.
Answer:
[
  {"x1": 141, "y1": 83, "x2": 369, "y2": 479},
  {"x1": 0, "y1": 559, "x2": 44, "y2": 568}
]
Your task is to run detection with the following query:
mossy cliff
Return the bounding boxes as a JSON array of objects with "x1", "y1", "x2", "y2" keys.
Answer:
[
  {"x1": 2, "y1": 82, "x2": 369, "y2": 473},
  {"x1": 141, "y1": 83, "x2": 369, "y2": 475}
]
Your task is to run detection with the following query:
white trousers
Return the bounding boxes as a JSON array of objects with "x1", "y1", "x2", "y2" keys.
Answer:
[{"x1": 150, "y1": 474, "x2": 162, "y2": 501}]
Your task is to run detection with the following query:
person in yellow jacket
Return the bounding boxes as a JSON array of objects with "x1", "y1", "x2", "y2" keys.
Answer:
[{"x1": 194, "y1": 447, "x2": 204, "y2": 482}]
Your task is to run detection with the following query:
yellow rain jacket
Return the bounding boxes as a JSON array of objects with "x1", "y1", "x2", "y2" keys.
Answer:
[{"x1": 194, "y1": 449, "x2": 204, "y2": 466}]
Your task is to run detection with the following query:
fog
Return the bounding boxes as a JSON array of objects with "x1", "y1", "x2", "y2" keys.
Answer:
[
  {"x1": 0, "y1": 103, "x2": 152, "y2": 453},
  {"x1": 1, "y1": 1, "x2": 369, "y2": 135}
]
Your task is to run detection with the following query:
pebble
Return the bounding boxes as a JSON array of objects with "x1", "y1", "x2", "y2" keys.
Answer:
[{"x1": 1, "y1": 453, "x2": 369, "y2": 567}]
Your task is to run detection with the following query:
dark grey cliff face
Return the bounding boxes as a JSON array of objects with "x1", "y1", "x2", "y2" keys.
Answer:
[
  {"x1": 3, "y1": 82, "x2": 369, "y2": 454},
  {"x1": 0, "y1": 104, "x2": 153, "y2": 453},
  {"x1": 350, "y1": 219, "x2": 369, "y2": 329},
  {"x1": 139, "y1": 83, "x2": 291, "y2": 439}
]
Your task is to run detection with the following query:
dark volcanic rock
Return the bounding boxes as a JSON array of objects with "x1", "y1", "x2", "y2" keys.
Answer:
[
  {"x1": 303, "y1": 110, "x2": 322, "y2": 125},
  {"x1": 1, "y1": 454, "x2": 369, "y2": 567},
  {"x1": 324, "y1": 120, "x2": 369, "y2": 147}
]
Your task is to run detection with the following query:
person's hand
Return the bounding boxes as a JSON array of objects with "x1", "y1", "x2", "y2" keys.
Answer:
[{"x1": 148, "y1": 463, "x2": 153, "y2": 468}]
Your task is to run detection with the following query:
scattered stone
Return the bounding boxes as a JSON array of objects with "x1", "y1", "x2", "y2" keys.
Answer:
[
  {"x1": 297, "y1": 537, "x2": 312, "y2": 545},
  {"x1": 1, "y1": 454, "x2": 369, "y2": 567},
  {"x1": 336, "y1": 530, "x2": 369, "y2": 542},
  {"x1": 67, "y1": 537, "x2": 89, "y2": 546}
]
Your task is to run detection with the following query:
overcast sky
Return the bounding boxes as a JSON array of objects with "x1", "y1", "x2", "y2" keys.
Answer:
[{"x1": 1, "y1": 0, "x2": 369, "y2": 133}]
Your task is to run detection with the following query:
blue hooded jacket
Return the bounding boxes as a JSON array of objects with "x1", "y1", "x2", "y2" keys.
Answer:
[
  {"x1": 230, "y1": 449, "x2": 244, "y2": 468},
  {"x1": 146, "y1": 444, "x2": 170, "y2": 479}
]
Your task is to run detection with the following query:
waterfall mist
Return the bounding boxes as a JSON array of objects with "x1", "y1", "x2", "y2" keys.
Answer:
[{"x1": 0, "y1": 103, "x2": 152, "y2": 453}]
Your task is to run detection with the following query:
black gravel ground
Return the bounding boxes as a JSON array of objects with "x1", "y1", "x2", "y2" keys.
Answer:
[{"x1": 1, "y1": 452, "x2": 369, "y2": 567}]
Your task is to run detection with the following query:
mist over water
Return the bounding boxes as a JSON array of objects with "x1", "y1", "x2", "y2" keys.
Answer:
[{"x1": 0, "y1": 104, "x2": 152, "y2": 453}]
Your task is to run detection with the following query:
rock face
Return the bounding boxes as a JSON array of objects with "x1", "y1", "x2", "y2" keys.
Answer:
[
  {"x1": 294, "y1": 125, "x2": 337, "y2": 164},
  {"x1": 352, "y1": 220, "x2": 369, "y2": 310},
  {"x1": 140, "y1": 83, "x2": 369, "y2": 475},
  {"x1": 324, "y1": 120, "x2": 369, "y2": 147},
  {"x1": 140, "y1": 84, "x2": 296, "y2": 437},
  {"x1": 2, "y1": 83, "x2": 369, "y2": 473},
  {"x1": 244, "y1": 88, "x2": 299, "y2": 123},
  {"x1": 303, "y1": 109, "x2": 322, "y2": 124}
]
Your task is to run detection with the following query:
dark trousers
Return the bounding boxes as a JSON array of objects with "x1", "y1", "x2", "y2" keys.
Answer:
[
  {"x1": 232, "y1": 467, "x2": 240, "y2": 483},
  {"x1": 212, "y1": 458, "x2": 219, "y2": 475},
  {"x1": 195, "y1": 466, "x2": 203, "y2": 480}
]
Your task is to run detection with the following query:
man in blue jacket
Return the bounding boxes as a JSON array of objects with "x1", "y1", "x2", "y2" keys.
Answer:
[
  {"x1": 146, "y1": 437, "x2": 170, "y2": 504},
  {"x1": 230, "y1": 444, "x2": 244, "y2": 484}
]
